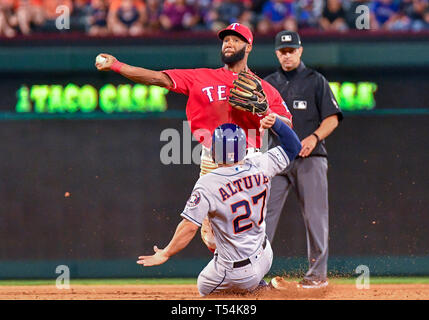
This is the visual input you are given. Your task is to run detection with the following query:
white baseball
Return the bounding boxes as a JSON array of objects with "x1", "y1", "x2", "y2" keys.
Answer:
[{"x1": 96, "y1": 55, "x2": 106, "y2": 65}]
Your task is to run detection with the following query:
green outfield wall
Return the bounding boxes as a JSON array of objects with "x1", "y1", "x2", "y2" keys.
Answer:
[
  {"x1": 1, "y1": 256, "x2": 429, "y2": 279},
  {"x1": 0, "y1": 33, "x2": 429, "y2": 71}
]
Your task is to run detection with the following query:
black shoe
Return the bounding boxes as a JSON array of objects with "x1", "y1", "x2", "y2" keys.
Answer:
[
  {"x1": 251, "y1": 279, "x2": 269, "y2": 293},
  {"x1": 258, "y1": 279, "x2": 268, "y2": 287},
  {"x1": 297, "y1": 279, "x2": 329, "y2": 289}
]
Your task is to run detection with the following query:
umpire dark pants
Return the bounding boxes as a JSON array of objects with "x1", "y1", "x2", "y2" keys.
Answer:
[{"x1": 265, "y1": 156, "x2": 329, "y2": 281}]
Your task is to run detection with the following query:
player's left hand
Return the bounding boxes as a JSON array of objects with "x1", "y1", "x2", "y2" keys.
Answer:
[
  {"x1": 259, "y1": 113, "x2": 277, "y2": 132},
  {"x1": 137, "y1": 245, "x2": 169, "y2": 267},
  {"x1": 229, "y1": 71, "x2": 268, "y2": 114},
  {"x1": 299, "y1": 134, "x2": 318, "y2": 157}
]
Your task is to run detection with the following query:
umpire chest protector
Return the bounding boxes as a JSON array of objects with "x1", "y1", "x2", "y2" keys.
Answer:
[{"x1": 265, "y1": 62, "x2": 342, "y2": 157}]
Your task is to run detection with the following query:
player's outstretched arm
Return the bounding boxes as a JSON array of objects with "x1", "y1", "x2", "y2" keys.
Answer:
[
  {"x1": 137, "y1": 218, "x2": 199, "y2": 267},
  {"x1": 95, "y1": 53, "x2": 173, "y2": 88},
  {"x1": 261, "y1": 113, "x2": 301, "y2": 161}
]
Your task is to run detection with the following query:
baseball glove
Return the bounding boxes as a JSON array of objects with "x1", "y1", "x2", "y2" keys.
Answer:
[{"x1": 229, "y1": 71, "x2": 268, "y2": 114}]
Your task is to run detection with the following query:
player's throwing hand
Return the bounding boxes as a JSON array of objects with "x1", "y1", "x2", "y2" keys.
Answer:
[
  {"x1": 137, "y1": 245, "x2": 169, "y2": 267},
  {"x1": 94, "y1": 53, "x2": 117, "y2": 71}
]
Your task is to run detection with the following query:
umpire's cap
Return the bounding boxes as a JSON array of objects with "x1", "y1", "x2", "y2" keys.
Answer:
[
  {"x1": 218, "y1": 23, "x2": 253, "y2": 45},
  {"x1": 275, "y1": 30, "x2": 302, "y2": 50},
  {"x1": 212, "y1": 123, "x2": 247, "y2": 164}
]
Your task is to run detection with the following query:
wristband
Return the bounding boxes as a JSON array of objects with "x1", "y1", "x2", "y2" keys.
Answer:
[
  {"x1": 111, "y1": 60, "x2": 124, "y2": 73},
  {"x1": 312, "y1": 132, "x2": 320, "y2": 143}
]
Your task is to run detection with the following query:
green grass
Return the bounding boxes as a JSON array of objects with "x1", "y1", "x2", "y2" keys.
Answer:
[{"x1": 0, "y1": 277, "x2": 428, "y2": 286}]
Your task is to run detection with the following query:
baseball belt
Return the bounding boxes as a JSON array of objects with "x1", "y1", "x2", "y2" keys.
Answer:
[{"x1": 214, "y1": 236, "x2": 268, "y2": 268}]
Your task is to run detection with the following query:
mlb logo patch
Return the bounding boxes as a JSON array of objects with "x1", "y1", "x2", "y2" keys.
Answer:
[
  {"x1": 281, "y1": 35, "x2": 292, "y2": 42},
  {"x1": 293, "y1": 100, "x2": 307, "y2": 110}
]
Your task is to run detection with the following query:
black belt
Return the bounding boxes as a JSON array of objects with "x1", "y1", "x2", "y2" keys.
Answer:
[{"x1": 233, "y1": 237, "x2": 267, "y2": 268}]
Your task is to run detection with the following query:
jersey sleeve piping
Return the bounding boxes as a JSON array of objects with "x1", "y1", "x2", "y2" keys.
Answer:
[
  {"x1": 180, "y1": 212, "x2": 202, "y2": 227},
  {"x1": 274, "y1": 145, "x2": 290, "y2": 167},
  {"x1": 161, "y1": 70, "x2": 177, "y2": 90}
]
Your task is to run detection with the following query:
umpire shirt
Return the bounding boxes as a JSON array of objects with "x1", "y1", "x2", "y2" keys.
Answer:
[{"x1": 265, "y1": 62, "x2": 343, "y2": 157}]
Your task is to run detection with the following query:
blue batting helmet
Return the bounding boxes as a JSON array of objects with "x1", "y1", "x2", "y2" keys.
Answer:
[{"x1": 211, "y1": 123, "x2": 247, "y2": 164}]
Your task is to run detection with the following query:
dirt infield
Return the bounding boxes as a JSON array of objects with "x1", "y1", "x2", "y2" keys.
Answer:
[{"x1": 0, "y1": 282, "x2": 428, "y2": 300}]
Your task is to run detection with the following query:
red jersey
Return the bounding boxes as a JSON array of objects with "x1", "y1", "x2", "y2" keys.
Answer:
[{"x1": 162, "y1": 67, "x2": 292, "y2": 148}]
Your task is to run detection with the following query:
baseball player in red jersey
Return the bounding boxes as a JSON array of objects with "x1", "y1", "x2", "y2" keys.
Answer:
[
  {"x1": 95, "y1": 23, "x2": 292, "y2": 250},
  {"x1": 95, "y1": 23, "x2": 292, "y2": 150},
  {"x1": 163, "y1": 64, "x2": 291, "y2": 150}
]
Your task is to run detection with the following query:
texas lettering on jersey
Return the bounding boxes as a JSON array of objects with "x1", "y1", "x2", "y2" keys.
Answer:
[
  {"x1": 201, "y1": 85, "x2": 228, "y2": 103},
  {"x1": 218, "y1": 172, "x2": 269, "y2": 202}
]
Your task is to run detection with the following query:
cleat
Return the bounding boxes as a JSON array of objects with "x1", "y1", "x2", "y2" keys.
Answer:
[
  {"x1": 258, "y1": 279, "x2": 268, "y2": 287},
  {"x1": 251, "y1": 279, "x2": 270, "y2": 293}
]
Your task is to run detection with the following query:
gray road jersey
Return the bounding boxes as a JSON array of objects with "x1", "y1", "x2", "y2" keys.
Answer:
[{"x1": 181, "y1": 146, "x2": 290, "y2": 262}]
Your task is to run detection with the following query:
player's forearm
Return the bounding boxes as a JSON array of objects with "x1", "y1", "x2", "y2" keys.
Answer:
[
  {"x1": 163, "y1": 219, "x2": 199, "y2": 258},
  {"x1": 313, "y1": 114, "x2": 339, "y2": 141},
  {"x1": 272, "y1": 118, "x2": 301, "y2": 160},
  {"x1": 273, "y1": 113, "x2": 292, "y2": 128},
  {"x1": 117, "y1": 64, "x2": 173, "y2": 88}
]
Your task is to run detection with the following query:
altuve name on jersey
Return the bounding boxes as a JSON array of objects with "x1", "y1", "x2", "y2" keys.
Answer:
[{"x1": 218, "y1": 172, "x2": 269, "y2": 202}]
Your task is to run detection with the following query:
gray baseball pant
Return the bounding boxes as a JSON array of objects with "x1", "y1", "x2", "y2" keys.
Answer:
[
  {"x1": 197, "y1": 240, "x2": 273, "y2": 296},
  {"x1": 265, "y1": 157, "x2": 329, "y2": 281}
]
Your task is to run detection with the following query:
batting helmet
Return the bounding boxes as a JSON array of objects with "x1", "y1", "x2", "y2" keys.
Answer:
[{"x1": 211, "y1": 123, "x2": 247, "y2": 164}]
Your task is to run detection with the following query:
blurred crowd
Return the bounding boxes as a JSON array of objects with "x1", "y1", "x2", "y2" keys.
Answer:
[{"x1": 0, "y1": 0, "x2": 428, "y2": 37}]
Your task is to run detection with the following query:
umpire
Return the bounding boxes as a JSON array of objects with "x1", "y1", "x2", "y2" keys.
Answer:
[{"x1": 264, "y1": 31, "x2": 343, "y2": 289}]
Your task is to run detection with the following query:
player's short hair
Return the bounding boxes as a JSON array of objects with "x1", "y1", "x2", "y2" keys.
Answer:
[{"x1": 211, "y1": 123, "x2": 247, "y2": 164}]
